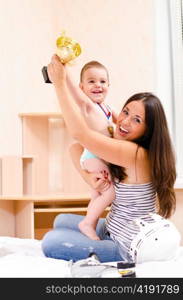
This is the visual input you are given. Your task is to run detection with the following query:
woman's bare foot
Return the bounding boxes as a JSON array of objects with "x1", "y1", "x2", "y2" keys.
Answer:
[{"x1": 78, "y1": 220, "x2": 100, "y2": 240}]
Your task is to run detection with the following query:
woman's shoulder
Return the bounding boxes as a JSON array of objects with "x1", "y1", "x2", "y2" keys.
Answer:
[
  {"x1": 135, "y1": 146, "x2": 151, "y2": 182},
  {"x1": 124, "y1": 142, "x2": 149, "y2": 162},
  {"x1": 119, "y1": 144, "x2": 151, "y2": 183},
  {"x1": 137, "y1": 146, "x2": 149, "y2": 160}
]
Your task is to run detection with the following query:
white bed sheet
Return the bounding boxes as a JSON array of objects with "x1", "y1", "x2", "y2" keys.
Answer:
[{"x1": 0, "y1": 236, "x2": 183, "y2": 278}]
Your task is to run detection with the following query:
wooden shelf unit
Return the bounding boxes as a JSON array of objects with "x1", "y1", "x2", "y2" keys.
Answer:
[
  {"x1": 0, "y1": 194, "x2": 92, "y2": 239},
  {"x1": 0, "y1": 113, "x2": 93, "y2": 239}
]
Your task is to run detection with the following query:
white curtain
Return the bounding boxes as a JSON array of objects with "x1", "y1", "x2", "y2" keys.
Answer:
[{"x1": 169, "y1": 0, "x2": 183, "y2": 186}]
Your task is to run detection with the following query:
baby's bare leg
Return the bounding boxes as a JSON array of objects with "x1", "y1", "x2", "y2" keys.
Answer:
[{"x1": 79, "y1": 158, "x2": 115, "y2": 240}]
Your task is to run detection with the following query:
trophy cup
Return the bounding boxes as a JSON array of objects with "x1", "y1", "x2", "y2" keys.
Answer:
[{"x1": 42, "y1": 32, "x2": 82, "y2": 83}]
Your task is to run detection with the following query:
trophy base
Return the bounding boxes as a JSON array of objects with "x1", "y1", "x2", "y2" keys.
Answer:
[{"x1": 42, "y1": 66, "x2": 52, "y2": 83}]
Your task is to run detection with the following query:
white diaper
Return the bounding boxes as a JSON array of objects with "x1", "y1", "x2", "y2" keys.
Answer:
[{"x1": 80, "y1": 148, "x2": 98, "y2": 168}]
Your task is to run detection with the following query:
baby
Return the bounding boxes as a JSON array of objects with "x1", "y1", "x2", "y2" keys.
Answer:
[{"x1": 66, "y1": 61, "x2": 118, "y2": 240}]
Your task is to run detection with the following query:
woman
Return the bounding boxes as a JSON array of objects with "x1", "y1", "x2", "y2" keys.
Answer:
[{"x1": 41, "y1": 55, "x2": 176, "y2": 262}]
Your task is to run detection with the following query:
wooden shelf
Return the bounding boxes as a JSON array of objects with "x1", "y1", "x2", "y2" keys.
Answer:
[
  {"x1": 21, "y1": 155, "x2": 36, "y2": 159},
  {"x1": 19, "y1": 112, "x2": 64, "y2": 118},
  {"x1": 34, "y1": 207, "x2": 88, "y2": 213},
  {"x1": 0, "y1": 194, "x2": 90, "y2": 201},
  {"x1": 34, "y1": 206, "x2": 110, "y2": 213}
]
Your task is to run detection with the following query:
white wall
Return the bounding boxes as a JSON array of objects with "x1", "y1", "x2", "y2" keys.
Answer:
[
  {"x1": 0, "y1": 0, "x2": 61, "y2": 155},
  {"x1": 0, "y1": 0, "x2": 155, "y2": 156}
]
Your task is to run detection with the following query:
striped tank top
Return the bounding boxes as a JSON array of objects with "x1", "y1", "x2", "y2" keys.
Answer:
[{"x1": 105, "y1": 182, "x2": 157, "y2": 258}]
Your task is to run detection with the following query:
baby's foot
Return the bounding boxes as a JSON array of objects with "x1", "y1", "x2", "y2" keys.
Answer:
[{"x1": 78, "y1": 220, "x2": 100, "y2": 240}]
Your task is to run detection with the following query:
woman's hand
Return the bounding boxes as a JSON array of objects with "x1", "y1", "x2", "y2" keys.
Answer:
[
  {"x1": 47, "y1": 54, "x2": 66, "y2": 86},
  {"x1": 85, "y1": 170, "x2": 111, "y2": 193}
]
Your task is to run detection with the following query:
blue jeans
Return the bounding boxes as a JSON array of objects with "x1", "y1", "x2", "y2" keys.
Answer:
[{"x1": 41, "y1": 214, "x2": 124, "y2": 263}]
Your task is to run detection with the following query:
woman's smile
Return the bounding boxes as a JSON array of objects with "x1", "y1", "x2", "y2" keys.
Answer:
[{"x1": 119, "y1": 125, "x2": 129, "y2": 136}]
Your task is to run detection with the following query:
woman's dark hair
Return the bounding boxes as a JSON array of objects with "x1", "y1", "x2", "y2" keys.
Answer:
[{"x1": 109, "y1": 92, "x2": 176, "y2": 218}]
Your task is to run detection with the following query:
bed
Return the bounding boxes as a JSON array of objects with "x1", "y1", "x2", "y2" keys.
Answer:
[{"x1": 0, "y1": 236, "x2": 183, "y2": 278}]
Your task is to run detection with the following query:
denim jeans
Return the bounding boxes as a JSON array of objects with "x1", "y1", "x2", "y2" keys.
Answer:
[{"x1": 41, "y1": 213, "x2": 124, "y2": 263}]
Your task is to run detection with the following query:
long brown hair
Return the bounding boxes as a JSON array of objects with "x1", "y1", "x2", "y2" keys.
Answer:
[{"x1": 109, "y1": 92, "x2": 176, "y2": 218}]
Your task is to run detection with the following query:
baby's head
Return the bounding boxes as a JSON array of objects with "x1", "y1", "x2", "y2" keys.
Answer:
[{"x1": 79, "y1": 61, "x2": 109, "y2": 104}]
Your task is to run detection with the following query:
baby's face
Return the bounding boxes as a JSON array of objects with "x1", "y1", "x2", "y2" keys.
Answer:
[{"x1": 79, "y1": 67, "x2": 109, "y2": 104}]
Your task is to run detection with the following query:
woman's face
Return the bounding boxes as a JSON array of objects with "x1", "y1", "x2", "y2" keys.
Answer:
[{"x1": 114, "y1": 100, "x2": 146, "y2": 141}]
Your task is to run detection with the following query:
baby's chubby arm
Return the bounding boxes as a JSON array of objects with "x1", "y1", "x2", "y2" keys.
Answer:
[{"x1": 65, "y1": 65, "x2": 93, "y2": 111}]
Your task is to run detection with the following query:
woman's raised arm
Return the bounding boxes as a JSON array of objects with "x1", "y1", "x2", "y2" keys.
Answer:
[
  {"x1": 65, "y1": 65, "x2": 93, "y2": 109},
  {"x1": 47, "y1": 55, "x2": 139, "y2": 168}
]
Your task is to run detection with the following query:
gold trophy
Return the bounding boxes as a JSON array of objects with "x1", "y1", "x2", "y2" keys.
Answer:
[{"x1": 42, "y1": 31, "x2": 82, "y2": 83}]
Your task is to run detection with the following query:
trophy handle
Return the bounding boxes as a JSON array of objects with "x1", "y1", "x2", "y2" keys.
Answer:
[{"x1": 42, "y1": 66, "x2": 52, "y2": 83}]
